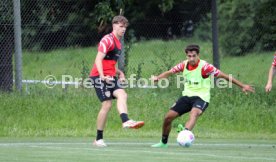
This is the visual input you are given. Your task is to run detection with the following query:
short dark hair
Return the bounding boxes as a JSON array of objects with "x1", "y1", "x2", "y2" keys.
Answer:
[
  {"x1": 112, "y1": 15, "x2": 129, "y2": 26},
  {"x1": 185, "y1": 44, "x2": 200, "y2": 54}
]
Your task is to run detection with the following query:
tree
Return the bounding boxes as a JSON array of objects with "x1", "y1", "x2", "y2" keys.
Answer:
[
  {"x1": 218, "y1": 0, "x2": 276, "y2": 55},
  {"x1": 19, "y1": 0, "x2": 212, "y2": 50},
  {"x1": 255, "y1": 0, "x2": 276, "y2": 51}
]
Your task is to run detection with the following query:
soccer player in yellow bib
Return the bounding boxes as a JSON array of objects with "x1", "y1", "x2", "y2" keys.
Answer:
[{"x1": 151, "y1": 44, "x2": 255, "y2": 148}]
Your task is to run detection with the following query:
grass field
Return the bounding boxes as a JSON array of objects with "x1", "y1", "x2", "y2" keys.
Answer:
[
  {"x1": 1, "y1": 39, "x2": 275, "y2": 142},
  {"x1": 0, "y1": 138, "x2": 275, "y2": 162}
]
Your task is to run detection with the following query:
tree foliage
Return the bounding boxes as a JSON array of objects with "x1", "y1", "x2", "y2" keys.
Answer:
[
  {"x1": 19, "y1": 0, "x2": 211, "y2": 51},
  {"x1": 9, "y1": 0, "x2": 276, "y2": 53},
  {"x1": 218, "y1": 0, "x2": 275, "y2": 55},
  {"x1": 255, "y1": 0, "x2": 276, "y2": 51}
]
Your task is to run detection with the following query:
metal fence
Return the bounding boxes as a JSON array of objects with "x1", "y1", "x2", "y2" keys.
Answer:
[
  {"x1": 0, "y1": 0, "x2": 14, "y2": 91},
  {"x1": 0, "y1": 0, "x2": 273, "y2": 92}
]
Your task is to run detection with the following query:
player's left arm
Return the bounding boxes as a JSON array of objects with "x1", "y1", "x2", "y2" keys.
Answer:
[
  {"x1": 203, "y1": 63, "x2": 254, "y2": 93},
  {"x1": 116, "y1": 68, "x2": 125, "y2": 81},
  {"x1": 265, "y1": 53, "x2": 276, "y2": 92},
  {"x1": 217, "y1": 71, "x2": 255, "y2": 93},
  {"x1": 265, "y1": 65, "x2": 276, "y2": 92}
]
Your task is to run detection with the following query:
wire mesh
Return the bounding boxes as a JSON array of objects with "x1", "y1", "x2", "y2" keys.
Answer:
[
  {"x1": 0, "y1": 0, "x2": 274, "y2": 92},
  {"x1": 0, "y1": 0, "x2": 14, "y2": 91}
]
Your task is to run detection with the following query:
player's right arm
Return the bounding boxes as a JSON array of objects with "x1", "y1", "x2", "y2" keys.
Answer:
[
  {"x1": 152, "y1": 70, "x2": 174, "y2": 82},
  {"x1": 95, "y1": 51, "x2": 106, "y2": 80},
  {"x1": 152, "y1": 62, "x2": 184, "y2": 82},
  {"x1": 94, "y1": 35, "x2": 114, "y2": 82}
]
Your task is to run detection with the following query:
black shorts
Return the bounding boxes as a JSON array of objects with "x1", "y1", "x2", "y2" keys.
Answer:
[
  {"x1": 170, "y1": 96, "x2": 209, "y2": 116},
  {"x1": 90, "y1": 76, "x2": 123, "y2": 102}
]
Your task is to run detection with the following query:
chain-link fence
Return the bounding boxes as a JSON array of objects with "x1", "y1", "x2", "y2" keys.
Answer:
[
  {"x1": 0, "y1": 0, "x2": 274, "y2": 92},
  {"x1": 0, "y1": 0, "x2": 14, "y2": 91}
]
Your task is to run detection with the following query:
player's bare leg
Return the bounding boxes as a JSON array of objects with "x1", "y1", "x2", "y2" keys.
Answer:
[
  {"x1": 97, "y1": 100, "x2": 112, "y2": 130},
  {"x1": 113, "y1": 89, "x2": 144, "y2": 129},
  {"x1": 113, "y1": 89, "x2": 128, "y2": 114},
  {"x1": 185, "y1": 107, "x2": 202, "y2": 130},
  {"x1": 152, "y1": 110, "x2": 178, "y2": 148},
  {"x1": 93, "y1": 100, "x2": 112, "y2": 147},
  {"x1": 163, "y1": 110, "x2": 179, "y2": 135}
]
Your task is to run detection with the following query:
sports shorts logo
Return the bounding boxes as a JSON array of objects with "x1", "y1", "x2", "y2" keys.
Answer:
[
  {"x1": 105, "y1": 91, "x2": 111, "y2": 97},
  {"x1": 171, "y1": 102, "x2": 176, "y2": 108},
  {"x1": 195, "y1": 105, "x2": 202, "y2": 108}
]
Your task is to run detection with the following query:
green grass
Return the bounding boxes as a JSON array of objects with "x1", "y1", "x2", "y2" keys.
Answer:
[
  {"x1": 21, "y1": 39, "x2": 214, "y2": 80},
  {"x1": 22, "y1": 47, "x2": 95, "y2": 80},
  {"x1": 1, "y1": 86, "x2": 275, "y2": 138},
  {"x1": 1, "y1": 39, "x2": 276, "y2": 138},
  {"x1": 0, "y1": 138, "x2": 276, "y2": 162}
]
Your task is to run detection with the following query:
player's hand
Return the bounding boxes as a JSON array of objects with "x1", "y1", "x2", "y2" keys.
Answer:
[
  {"x1": 119, "y1": 77, "x2": 126, "y2": 82},
  {"x1": 118, "y1": 77, "x2": 127, "y2": 87},
  {"x1": 151, "y1": 75, "x2": 159, "y2": 82},
  {"x1": 100, "y1": 76, "x2": 114, "y2": 83},
  {"x1": 265, "y1": 83, "x2": 272, "y2": 93},
  {"x1": 118, "y1": 73, "x2": 126, "y2": 83},
  {"x1": 242, "y1": 84, "x2": 255, "y2": 94}
]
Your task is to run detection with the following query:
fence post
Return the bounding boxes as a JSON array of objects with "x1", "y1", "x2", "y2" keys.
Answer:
[
  {"x1": 13, "y1": 0, "x2": 22, "y2": 92},
  {"x1": 118, "y1": 37, "x2": 125, "y2": 73},
  {"x1": 118, "y1": 9, "x2": 125, "y2": 73},
  {"x1": 211, "y1": 0, "x2": 220, "y2": 69}
]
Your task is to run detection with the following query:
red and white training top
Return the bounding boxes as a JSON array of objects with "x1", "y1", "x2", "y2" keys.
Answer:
[
  {"x1": 272, "y1": 53, "x2": 276, "y2": 67},
  {"x1": 90, "y1": 33, "x2": 121, "y2": 77},
  {"x1": 170, "y1": 59, "x2": 220, "y2": 78}
]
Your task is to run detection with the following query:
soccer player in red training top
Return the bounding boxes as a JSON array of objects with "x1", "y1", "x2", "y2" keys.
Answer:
[
  {"x1": 90, "y1": 16, "x2": 144, "y2": 147},
  {"x1": 151, "y1": 44, "x2": 255, "y2": 148},
  {"x1": 265, "y1": 52, "x2": 276, "y2": 92}
]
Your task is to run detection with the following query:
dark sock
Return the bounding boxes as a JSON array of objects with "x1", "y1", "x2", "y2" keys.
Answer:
[
  {"x1": 96, "y1": 130, "x2": 103, "y2": 140},
  {"x1": 120, "y1": 113, "x2": 129, "y2": 123},
  {"x1": 161, "y1": 134, "x2": 169, "y2": 144},
  {"x1": 185, "y1": 127, "x2": 189, "y2": 131}
]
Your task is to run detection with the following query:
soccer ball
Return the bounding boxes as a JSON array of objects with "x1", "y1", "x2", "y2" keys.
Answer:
[{"x1": 176, "y1": 130, "x2": 195, "y2": 147}]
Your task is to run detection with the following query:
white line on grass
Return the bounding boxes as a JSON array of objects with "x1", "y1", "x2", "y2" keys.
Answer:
[
  {"x1": 22, "y1": 145, "x2": 276, "y2": 161},
  {"x1": 1, "y1": 141, "x2": 276, "y2": 161},
  {"x1": 0, "y1": 142, "x2": 275, "y2": 147}
]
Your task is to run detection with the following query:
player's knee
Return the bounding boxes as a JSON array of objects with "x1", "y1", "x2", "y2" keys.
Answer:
[
  {"x1": 117, "y1": 91, "x2": 128, "y2": 100},
  {"x1": 164, "y1": 115, "x2": 174, "y2": 123},
  {"x1": 191, "y1": 111, "x2": 202, "y2": 118},
  {"x1": 122, "y1": 92, "x2": 127, "y2": 99},
  {"x1": 102, "y1": 101, "x2": 112, "y2": 110}
]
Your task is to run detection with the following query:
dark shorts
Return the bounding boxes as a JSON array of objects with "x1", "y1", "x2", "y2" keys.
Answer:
[
  {"x1": 170, "y1": 96, "x2": 209, "y2": 116},
  {"x1": 90, "y1": 76, "x2": 123, "y2": 102}
]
